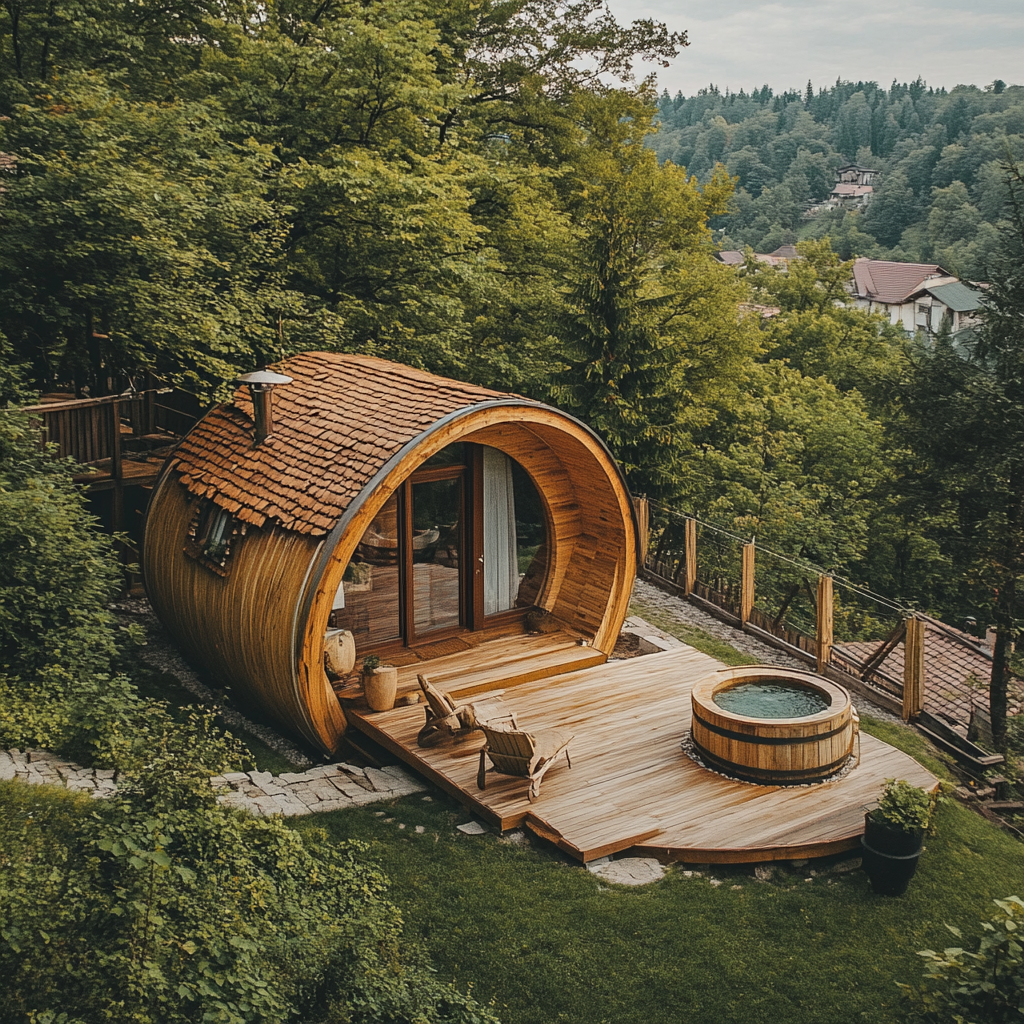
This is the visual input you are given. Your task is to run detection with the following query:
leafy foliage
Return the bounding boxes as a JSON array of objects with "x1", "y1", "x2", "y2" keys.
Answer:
[
  {"x1": 549, "y1": 87, "x2": 757, "y2": 496},
  {"x1": 0, "y1": 0, "x2": 687, "y2": 397},
  {"x1": 903, "y1": 896, "x2": 1024, "y2": 1023},
  {"x1": 872, "y1": 778, "x2": 934, "y2": 833},
  {"x1": 0, "y1": 775, "x2": 499, "y2": 1024},
  {"x1": 0, "y1": 413, "x2": 121, "y2": 679}
]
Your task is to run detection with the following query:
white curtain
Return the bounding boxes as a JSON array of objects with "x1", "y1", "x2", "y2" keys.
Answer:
[{"x1": 483, "y1": 447, "x2": 518, "y2": 615}]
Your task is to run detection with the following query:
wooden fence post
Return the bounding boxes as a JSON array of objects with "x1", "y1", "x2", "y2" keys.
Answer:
[
  {"x1": 740, "y1": 541, "x2": 755, "y2": 625},
  {"x1": 110, "y1": 399, "x2": 123, "y2": 535},
  {"x1": 683, "y1": 518, "x2": 697, "y2": 597},
  {"x1": 816, "y1": 575, "x2": 834, "y2": 675},
  {"x1": 903, "y1": 616, "x2": 925, "y2": 720}
]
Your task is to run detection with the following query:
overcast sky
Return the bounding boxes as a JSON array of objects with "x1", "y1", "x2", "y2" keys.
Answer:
[{"x1": 604, "y1": 0, "x2": 1024, "y2": 98}]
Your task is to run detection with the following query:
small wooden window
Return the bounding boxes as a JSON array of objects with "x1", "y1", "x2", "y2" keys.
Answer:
[{"x1": 185, "y1": 500, "x2": 242, "y2": 576}]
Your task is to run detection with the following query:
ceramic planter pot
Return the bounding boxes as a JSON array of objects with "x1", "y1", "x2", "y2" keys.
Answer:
[
  {"x1": 364, "y1": 666, "x2": 399, "y2": 711},
  {"x1": 861, "y1": 813, "x2": 925, "y2": 896}
]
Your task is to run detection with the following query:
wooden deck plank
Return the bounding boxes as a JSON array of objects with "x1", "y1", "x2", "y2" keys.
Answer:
[{"x1": 346, "y1": 645, "x2": 939, "y2": 863}]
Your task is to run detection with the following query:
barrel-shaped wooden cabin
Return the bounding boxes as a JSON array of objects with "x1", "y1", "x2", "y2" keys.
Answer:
[{"x1": 143, "y1": 353, "x2": 638, "y2": 754}]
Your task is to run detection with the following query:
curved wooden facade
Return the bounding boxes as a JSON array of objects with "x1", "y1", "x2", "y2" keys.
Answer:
[{"x1": 144, "y1": 353, "x2": 638, "y2": 754}]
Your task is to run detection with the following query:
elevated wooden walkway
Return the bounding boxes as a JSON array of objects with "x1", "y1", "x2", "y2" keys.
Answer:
[{"x1": 345, "y1": 644, "x2": 938, "y2": 864}]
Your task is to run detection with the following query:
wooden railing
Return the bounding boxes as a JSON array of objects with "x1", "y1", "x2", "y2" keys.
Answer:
[
  {"x1": 21, "y1": 393, "x2": 126, "y2": 471},
  {"x1": 638, "y1": 502, "x2": 1008, "y2": 771},
  {"x1": 637, "y1": 502, "x2": 924, "y2": 720},
  {"x1": 15, "y1": 385, "x2": 201, "y2": 478}
]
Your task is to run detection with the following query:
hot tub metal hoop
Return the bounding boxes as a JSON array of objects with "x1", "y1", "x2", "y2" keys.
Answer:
[
  {"x1": 693, "y1": 742, "x2": 852, "y2": 783},
  {"x1": 693, "y1": 716, "x2": 850, "y2": 745}
]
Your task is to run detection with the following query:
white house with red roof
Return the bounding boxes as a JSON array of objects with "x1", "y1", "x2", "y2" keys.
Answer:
[{"x1": 827, "y1": 164, "x2": 879, "y2": 209}]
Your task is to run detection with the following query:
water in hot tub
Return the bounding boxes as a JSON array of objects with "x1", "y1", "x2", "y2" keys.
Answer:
[{"x1": 713, "y1": 681, "x2": 830, "y2": 719}]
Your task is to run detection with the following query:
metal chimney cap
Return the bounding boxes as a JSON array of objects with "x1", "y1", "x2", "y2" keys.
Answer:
[{"x1": 236, "y1": 369, "x2": 294, "y2": 388}]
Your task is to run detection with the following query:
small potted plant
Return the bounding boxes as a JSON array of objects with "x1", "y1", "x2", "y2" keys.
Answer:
[
  {"x1": 861, "y1": 778, "x2": 935, "y2": 896},
  {"x1": 361, "y1": 655, "x2": 398, "y2": 712}
]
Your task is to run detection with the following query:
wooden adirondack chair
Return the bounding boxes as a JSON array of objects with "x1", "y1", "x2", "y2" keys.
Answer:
[
  {"x1": 415, "y1": 675, "x2": 516, "y2": 748},
  {"x1": 476, "y1": 722, "x2": 574, "y2": 802}
]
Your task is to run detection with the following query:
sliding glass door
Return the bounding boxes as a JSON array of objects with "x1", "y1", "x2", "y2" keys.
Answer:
[
  {"x1": 408, "y1": 473, "x2": 463, "y2": 639},
  {"x1": 332, "y1": 443, "x2": 547, "y2": 653}
]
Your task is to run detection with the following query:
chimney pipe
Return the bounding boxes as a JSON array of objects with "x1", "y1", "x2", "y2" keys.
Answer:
[{"x1": 236, "y1": 369, "x2": 293, "y2": 445}]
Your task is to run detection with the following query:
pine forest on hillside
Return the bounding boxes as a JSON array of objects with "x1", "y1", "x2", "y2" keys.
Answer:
[{"x1": 653, "y1": 78, "x2": 1024, "y2": 277}]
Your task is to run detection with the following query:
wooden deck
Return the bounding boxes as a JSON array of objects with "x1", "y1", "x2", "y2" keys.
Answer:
[
  {"x1": 333, "y1": 630, "x2": 606, "y2": 702},
  {"x1": 345, "y1": 644, "x2": 939, "y2": 864}
]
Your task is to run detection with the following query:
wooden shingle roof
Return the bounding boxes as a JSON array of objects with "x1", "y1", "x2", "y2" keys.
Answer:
[
  {"x1": 171, "y1": 352, "x2": 519, "y2": 535},
  {"x1": 838, "y1": 616, "x2": 1024, "y2": 731}
]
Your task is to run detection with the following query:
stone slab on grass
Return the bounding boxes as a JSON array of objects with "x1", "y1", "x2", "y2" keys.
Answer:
[{"x1": 589, "y1": 857, "x2": 666, "y2": 886}]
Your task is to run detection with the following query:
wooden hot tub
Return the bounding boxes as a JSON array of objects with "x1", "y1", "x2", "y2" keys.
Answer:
[{"x1": 690, "y1": 666, "x2": 857, "y2": 785}]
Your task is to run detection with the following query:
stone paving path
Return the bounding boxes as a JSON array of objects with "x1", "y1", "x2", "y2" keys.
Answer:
[
  {"x1": 0, "y1": 747, "x2": 426, "y2": 815},
  {"x1": 0, "y1": 748, "x2": 118, "y2": 797}
]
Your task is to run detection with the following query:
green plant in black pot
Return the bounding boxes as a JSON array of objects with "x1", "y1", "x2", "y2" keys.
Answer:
[{"x1": 862, "y1": 778, "x2": 935, "y2": 897}]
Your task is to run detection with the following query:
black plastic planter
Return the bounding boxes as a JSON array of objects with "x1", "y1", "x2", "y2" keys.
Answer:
[{"x1": 861, "y1": 813, "x2": 924, "y2": 896}]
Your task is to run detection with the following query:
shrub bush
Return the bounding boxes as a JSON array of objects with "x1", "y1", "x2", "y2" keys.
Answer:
[
  {"x1": 0, "y1": 414, "x2": 123, "y2": 680},
  {"x1": 0, "y1": 412, "x2": 243, "y2": 778},
  {"x1": 902, "y1": 896, "x2": 1024, "y2": 1023},
  {"x1": 872, "y1": 777, "x2": 935, "y2": 833},
  {"x1": 0, "y1": 773, "x2": 499, "y2": 1024}
]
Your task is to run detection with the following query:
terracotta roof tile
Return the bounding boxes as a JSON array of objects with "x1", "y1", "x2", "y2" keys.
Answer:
[
  {"x1": 169, "y1": 353, "x2": 525, "y2": 536},
  {"x1": 830, "y1": 183, "x2": 873, "y2": 197}
]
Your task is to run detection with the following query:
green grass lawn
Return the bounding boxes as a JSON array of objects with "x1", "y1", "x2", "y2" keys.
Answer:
[
  {"x1": 858, "y1": 714, "x2": 958, "y2": 783},
  {"x1": 297, "y1": 788, "x2": 1023, "y2": 1024}
]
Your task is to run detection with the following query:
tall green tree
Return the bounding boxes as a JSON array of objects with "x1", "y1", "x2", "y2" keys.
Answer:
[
  {"x1": 0, "y1": 75, "x2": 307, "y2": 395},
  {"x1": 551, "y1": 88, "x2": 757, "y2": 497},
  {"x1": 747, "y1": 238, "x2": 905, "y2": 401},
  {"x1": 895, "y1": 161, "x2": 1024, "y2": 748}
]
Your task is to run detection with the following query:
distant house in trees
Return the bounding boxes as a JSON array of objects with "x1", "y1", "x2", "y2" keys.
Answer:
[
  {"x1": 850, "y1": 258, "x2": 983, "y2": 334},
  {"x1": 835, "y1": 164, "x2": 879, "y2": 186},
  {"x1": 714, "y1": 244, "x2": 798, "y2": 267},
  {"x1": 827, "y1": 164, "x2": 879, "y2": 209},
  {"x1": 829, "y1": 183, "x2": 874, "y2": 208}
]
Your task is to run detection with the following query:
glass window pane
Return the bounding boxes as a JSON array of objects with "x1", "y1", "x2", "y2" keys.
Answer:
[
  {"x1": 412, "y1": 477, "x2": 462, "y2": 633},
  {"x1": 420, "y1": 442, "x2": 466, "y2": 468},
  {"x1": 330, "y1": 493, "x2": 401, "y2": 647}
]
